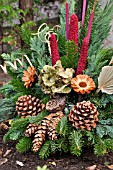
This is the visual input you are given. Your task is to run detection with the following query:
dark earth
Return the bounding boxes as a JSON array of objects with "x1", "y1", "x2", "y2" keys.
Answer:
[{"x1": 0, "y1": 68, "x2": 113, "y2": 170}]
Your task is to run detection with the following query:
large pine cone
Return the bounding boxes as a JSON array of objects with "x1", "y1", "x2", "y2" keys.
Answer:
[
  {"x1": 16, "y1": 95, "x2": 45, "y2": 118},
  {"x1": 69, "y1": 101, "x2": 99, "y2": 131}
]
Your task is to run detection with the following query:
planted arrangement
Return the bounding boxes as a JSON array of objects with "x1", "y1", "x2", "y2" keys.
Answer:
[{"x1": 1, "y1": 0, "x2": 113, "y2": 159}]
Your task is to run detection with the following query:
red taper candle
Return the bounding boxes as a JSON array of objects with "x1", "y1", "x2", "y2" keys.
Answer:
[
  {"x1": 87, "y1": 0, "x2": 97, "y2": 41},
  {"x1": 76, "y1": 37, "x2": 89, "y2": 75},
  {"x1": 66, "y1": 1, "x2": 69, "y2": 40},
  {"x1": 69, "y1": 14, "x2": 78, "y2": 47},
  {"x1": 50, "y1": 34, "x2": 60, "y2": 66},
  {"x1": 81, "y1": 0, "x2": 87, "y2": 27}
]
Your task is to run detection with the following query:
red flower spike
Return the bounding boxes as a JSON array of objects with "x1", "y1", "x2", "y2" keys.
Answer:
[
  {"x1": 50, "y1": 34, "x2": 60, "y2": 66},
  {"x1": 69, "y1": 14, "x2": 78, "y2": 47},
  {"x1": 76, "y1": 37, "x2": 89, "y2": 75}
]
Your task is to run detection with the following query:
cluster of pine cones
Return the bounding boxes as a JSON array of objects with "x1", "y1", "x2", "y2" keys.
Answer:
[
  {"x1": 16, "y1": 94, "x2": 99, "y2": 152},
  {"x1": 25, "y1": 111, "x2": 64, "y2": 152}
]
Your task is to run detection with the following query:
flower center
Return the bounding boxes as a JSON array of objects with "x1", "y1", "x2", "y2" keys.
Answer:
[{"x1": 79, "y1": 81, "x2": 87, "y2": 88}]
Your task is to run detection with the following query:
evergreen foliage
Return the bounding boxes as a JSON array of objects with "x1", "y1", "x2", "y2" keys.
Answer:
[
  {"x1": 0, "y1": 98, "x2": 16, "y2": 122},
  {"x1": 3, "y1": 117, "x2": 29, "y2": 141},
  {"x1": 29, "y1": 110, "x2": 49, "y2": 124},
  {"x1": 39, "y1": 140, "x2": 51, "y2": 159},
  {"x1": 16, "y1": 137, "x2": 32, "y2": 153},
  {"x1": 79, "y1": 0, "x2": 95, "y2": 46},
  {"x1": 96, "y1": 119, "x2": 113, "y2": 138},
  {"x1": 60, "y1": 0, "x2": 76, "y2": 36},
  {"x1": 61, "y1": 41, "x2": 78, "y2": 69},
  {"x1": 69, "y1": 130, "x2": 83, "y2": 156},
  {"x1": 84, "y1": 48, "x2": 113, "y2": 82},
  {"x1": 89, "y1": 0, "x2": 113, "y2": 56},
  {"x1": 17, "y1": 21, "x2": 36, "y2": 46},
  {"x1": 30, "y1": 35, "x2": 51, "y2": 73},
  {"x1": 94, "y1": 137, "x2": 113, "y2": 156}
]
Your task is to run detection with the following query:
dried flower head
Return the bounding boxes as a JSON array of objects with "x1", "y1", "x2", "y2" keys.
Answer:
[
  {"x1": 22, "y1": 66, "x2": 36, "y2": 88},
  {"x1": 71, "y1": 74, "x2": 96, "y2": 94}
]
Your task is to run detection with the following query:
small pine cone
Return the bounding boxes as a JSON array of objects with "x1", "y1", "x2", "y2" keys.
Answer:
[
  {"x1": 47, "y1": 111, "x2": 64, "y2": 140},
  {"x1": 16, "y1": 95, "x2": 45, "y2": 118},
  {"x1": 32, "y1": 121, "x2": 47, "y2": 152},
  {"x1": 46, "y1": 96, "x2": 66, "y2": 113},
  {"x1": 25, "y1": 124, "x2": 39, "y2": 137},
  {"x1": 22, "y1": 66, "x2": 36, "y2": 88},
  {"x1": 69, "y1": 101, "x2": 99, "y2": 131},
  {"x1": 47, "y1": 121, "x2": 58, "y2": 140}
]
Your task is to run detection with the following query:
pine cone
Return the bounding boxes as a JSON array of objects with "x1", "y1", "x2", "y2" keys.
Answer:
[
  {"x1": 16, "y1": 95, "x2": 45, "y2": 118},
  {"x1": 32, "y1": 120, "x2": 48, "y2": 152},
  {"x1": 32, "y1": 111, "x2": 64, "y2": 152},
  {"x1": 25, "y1": 124, "x2": 39, "y2": 137},
  {"x1": 22, "y1": 66, "x2": 36, "y2": 88},
  {"x1": 69, "y1": 101, "x2": 99, "y2": 131},
  {"x1": 47, "y1": 111, "x2": 64, "y2": 140},
  {"x1": 46, "y1": 96, "x2": 66, "y2": 112}
]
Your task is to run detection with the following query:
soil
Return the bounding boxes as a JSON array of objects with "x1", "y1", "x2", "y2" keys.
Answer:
[{"x1": 0, "y1": 68, "x2": 113, "y2": 170}]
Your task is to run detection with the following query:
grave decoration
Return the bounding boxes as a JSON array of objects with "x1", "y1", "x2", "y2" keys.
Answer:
[{"x1": 1, "y1": 0, "x2": 113, "y2": 159}]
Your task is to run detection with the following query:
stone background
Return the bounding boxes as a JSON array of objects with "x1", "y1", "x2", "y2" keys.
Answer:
[{"x1": 100, "y1": 0, "x2": 113, "y2": 47}]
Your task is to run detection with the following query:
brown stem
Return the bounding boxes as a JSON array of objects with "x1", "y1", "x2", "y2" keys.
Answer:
[{"x1": 78, "y1": 94, "x2": 82, "y2": 102}]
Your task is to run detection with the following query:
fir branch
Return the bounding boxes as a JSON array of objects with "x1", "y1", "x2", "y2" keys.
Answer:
[
  {"x1": 39, "y1": 140, "x2": 51, "y2": 159},
  {"x1": 89, "y1": 0, "x2": 113, "y2": 56},
  {"x1": 10, "y1": 78, "x2": 32, "y2": 95},
  {"x1": 79, "y1": 0, "x2": 95, "y2": 46},
  {"x1": 29, "y1": 110, "x2": 49, "y2": 124},
  {"x1": 16, "y1": 137, "x2": 32, "y2": 153},
  {"x1": 96, "y1": 118, "x2": 113, "y2": 138},
  {"x1": 84, "y1": 130, "x2": 95, "y2": 144},
  {"x1": 3, "y1": 117, "x2": 30, "y2": 142},
  {"x1": 69, "y1": 130, "x2": 83, "y2": 156},
  {"x1": 84, "y1": 49, "x2": 113, "y2": 82},
  {"x1": 61, "y1": 41, "x2": 78, "y2": 69},
  {"x1": 0, "y1": 83, "x2": 15, "y2": 98},
  {"x1": 17, "y1": 21, "x2": 36, "y2": 45},
  {"x1": 56, "y1": 138, "x2": 69, "y2": 153},
  {"x1": 57, "y1": 32, "x2": 66, "y2": 57},
  {"x1": 56, "y1": 116, "x2": 68, "y2": 136},
  {"x1": 104, "y1": 138, "x2": 113, "y2": 152},
  {"x1": 3, "y1": 130, "x2": 22, "y2": 141},
  {"x1": 94, "y1": 137, "x2": 107, "y2": 156},
  {"x1": 49, "y1": 140, "x2": 57, "y2": 154},
  {"x1": 0, "y1": 98, "x2": 16, "y2": 122},
  {"x1": 11, "y1": 117, "x2": 29, "y2": 129}
]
